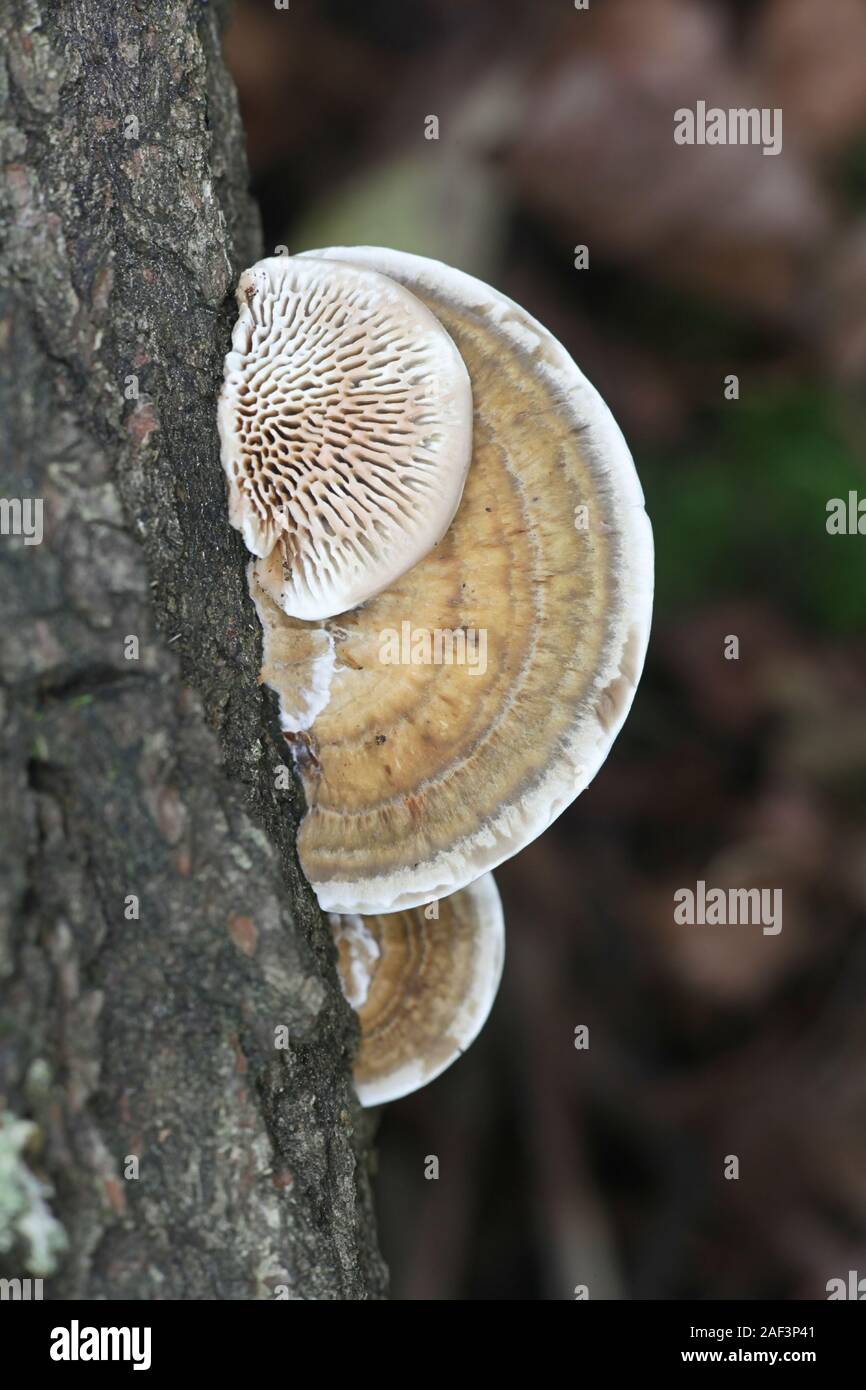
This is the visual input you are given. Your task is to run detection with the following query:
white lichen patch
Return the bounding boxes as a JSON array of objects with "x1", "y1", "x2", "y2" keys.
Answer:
[{"x1": 0, "y1": 1113, "x2": 67, "y2": 1276}]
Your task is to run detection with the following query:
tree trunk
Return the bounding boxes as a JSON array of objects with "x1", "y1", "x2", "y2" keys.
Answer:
[{"x1": 0, "y1": 0, "x2": 387, "y2": 1300}]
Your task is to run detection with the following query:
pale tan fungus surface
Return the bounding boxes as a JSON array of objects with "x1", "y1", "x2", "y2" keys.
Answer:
[
  {"x1": 330, "y1": 871, "x2": 504, "y2": 1106},
  {"x1": 251, "y1": 248, "x2": 653, "y2": 914}
]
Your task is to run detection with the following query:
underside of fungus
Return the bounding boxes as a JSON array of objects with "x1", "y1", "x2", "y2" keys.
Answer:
[
  {"x1": 330, "y1": 872, "x2": 504, "y2": 1106},
  {"x1": 247, "y1": 246, "x2": 654, "y2": 915},
  {"x1": 218, "y1": 255, "x2": 472, "y2": 620}
]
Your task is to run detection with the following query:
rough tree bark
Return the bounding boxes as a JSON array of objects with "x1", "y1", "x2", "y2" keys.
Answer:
[{"x1": 0, "y1": 0, "x2": 387, "y2": 1299}]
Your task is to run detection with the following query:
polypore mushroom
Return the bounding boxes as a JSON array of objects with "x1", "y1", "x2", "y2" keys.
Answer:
[
  {"x1": 247, "y1": 247, "x2": 653, "y2": 914},
  {"x1": 218, "y1": 255, "x2": 472, "y2": 620},
  {"x1": 330, "y1": 871, "x2": 504, "y2": 1106}
]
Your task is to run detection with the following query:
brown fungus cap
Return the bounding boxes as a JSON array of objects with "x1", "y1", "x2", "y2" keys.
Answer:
[
  {"x1": 330, "y1": 871, "x2": 504, "y2": 1107},
  {"x1": 219, "y1": 255, "x2": 472, "y2": 620},
  {"x1": 252, "y1": 246, "x2": 654, "y2": 914}
]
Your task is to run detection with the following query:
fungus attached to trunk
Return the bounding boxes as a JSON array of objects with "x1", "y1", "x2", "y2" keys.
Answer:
[
  {"x1": 245, "y1": 247, "x2": 653, "y2": 915},
  {"x1": 329, "y1": 872, "x2": 504, "y2": 1106},
  {"x1": 219, "y1": 255, "x2": 473, "y2": 620}
]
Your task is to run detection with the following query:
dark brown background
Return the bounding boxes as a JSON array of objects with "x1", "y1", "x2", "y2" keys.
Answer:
[{"x1": 226, "y1": 0, "x2": 866, "y2": 1300}]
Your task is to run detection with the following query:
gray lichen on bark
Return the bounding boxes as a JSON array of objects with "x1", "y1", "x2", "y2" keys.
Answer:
[{"x1": 0, "y1": 0, "x2": 387, "y2": 1299}]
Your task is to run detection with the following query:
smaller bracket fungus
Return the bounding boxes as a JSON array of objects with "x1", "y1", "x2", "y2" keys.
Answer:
[
  {"x1": 329, "y1": 872, "x2": 504, "y2": 1106},
  {"x1": 218, "y1": 255, "x2": 473, "y2": 620}
]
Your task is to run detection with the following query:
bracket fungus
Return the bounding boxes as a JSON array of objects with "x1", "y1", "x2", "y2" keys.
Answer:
[
  {"x1": 218, "y1": 255, "x2": 472, "y2": 619},
  {"x1": 329, "y1": 872, "x2": 504, "y2": 1107},
  {"x1": 222, "y1": 245, "x2": 653, "y2": 1098},
  {"x1": 240, "y1": 246, "x2": 653, "y2": 915}
]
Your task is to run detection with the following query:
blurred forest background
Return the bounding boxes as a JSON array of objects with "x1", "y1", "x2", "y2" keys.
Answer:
[{"x1": 225, "y1": 0, "x2": 866, "y2": 1300}]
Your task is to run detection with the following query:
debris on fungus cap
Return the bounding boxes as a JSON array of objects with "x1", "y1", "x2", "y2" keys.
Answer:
[
  {"x1": 250, "y1": 246, "x2": 654, "y2": 915},
  {"x1": 219, "y1": 255, "x2": 473, "y2": 620},
  {"x1": 330, "y1": 872, "x2": 504, "y2": 1107}
]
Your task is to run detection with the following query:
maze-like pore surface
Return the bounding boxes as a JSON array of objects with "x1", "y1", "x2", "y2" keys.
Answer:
[{"x1": 219, "y1": 256, "x2": 472, "y2": 620}]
